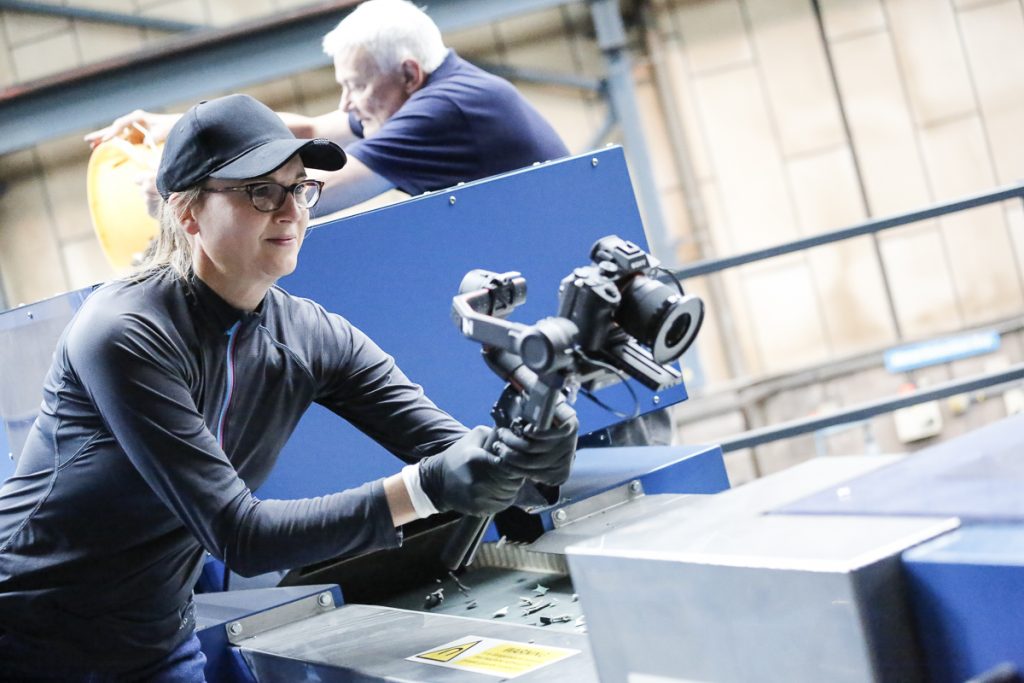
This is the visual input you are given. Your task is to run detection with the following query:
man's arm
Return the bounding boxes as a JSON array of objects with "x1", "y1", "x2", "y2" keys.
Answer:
[
  {"x1": 277, "y1": 109, "x2": 359, "y2": 146},
  {"x1": 86, "y1": 108, "x2": 358, "y2": 147},
  {"x1": 312, "y1": 154, "x2": 397, "y2": 215}
]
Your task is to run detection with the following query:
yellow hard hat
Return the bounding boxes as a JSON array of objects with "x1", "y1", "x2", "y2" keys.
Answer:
[{"x1": 86, "y1": 137, "x2": 162, "y2": 270}]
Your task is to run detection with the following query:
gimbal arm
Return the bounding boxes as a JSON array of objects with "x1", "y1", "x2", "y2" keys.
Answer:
[{"x1": 443, "y1": 278, "x2": 579, "y2": 571}]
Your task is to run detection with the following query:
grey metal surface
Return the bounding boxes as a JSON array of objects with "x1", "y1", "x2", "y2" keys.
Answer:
[
  {"x1": 530, "y1": 493, "x2": 705, "y2": 555},
  {"x1": 384, "y1": 566, "x2": 584, "y2": 633},
  {"x1": 552, "y1": 478, "x2": 645, "y2": 528},
  {"x1": 566, "y1": 456, "x2": 959, "y2": 683},
  {"x1": 226, "y1": 589, "x2": 337, "y2": 644},
  {"x1": 238, "y1": 603, "x2": 598, "y2": 682},
  {"x1": 195, "y1": 584, "x2": 341, "y2": 631},
  {"x1": 779, "y1": 412, "x2": 1024, "y2": 521},
  {"x1": 573, "y1": 454, "x2": 903, "y2": 533}
]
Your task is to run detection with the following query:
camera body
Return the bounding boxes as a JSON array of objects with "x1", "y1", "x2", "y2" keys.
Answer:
[
  {"x1": 556, "y1": 235, "x2": 704, "y2": 390},
  {"x1": 451, "y1": 235, "x2": 703, "y2": 421}
]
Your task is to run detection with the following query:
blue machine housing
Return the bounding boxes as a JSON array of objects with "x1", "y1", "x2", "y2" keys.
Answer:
[
  {"x1": 259, "y1": 147, "x2": 691, "y2": 500},
  {"x1": 780, "y1": 413, "x2": 1024, "y2": 679},
  {"x1": 529, "y1": 444, "x2": 728, "y2": 533},
  {"x1": 902, "y1": 525, "x2": 1024, "y2": 683}
]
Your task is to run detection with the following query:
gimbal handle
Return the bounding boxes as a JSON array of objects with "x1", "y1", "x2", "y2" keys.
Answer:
[{"x1": 441, "y1": 348, "x2": 573, "y2": 571}]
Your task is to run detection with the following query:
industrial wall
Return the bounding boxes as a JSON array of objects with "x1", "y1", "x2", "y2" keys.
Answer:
[{"x1": 1, "y1": 0, "x2": 1022, "y2": 482}]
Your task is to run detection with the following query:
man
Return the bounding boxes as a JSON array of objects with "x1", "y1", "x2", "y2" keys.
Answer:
[{"x1": 87, "y1": 0, "x2": 569, "y2": 215}]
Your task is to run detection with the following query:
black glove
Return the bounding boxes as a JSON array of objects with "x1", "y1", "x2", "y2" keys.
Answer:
[
  {"x1": 418, "y1": 426, "x2": 524, "y2": 515},
  {"x1": 493, "y1": 410, "x2": 579, "y2": 487}
]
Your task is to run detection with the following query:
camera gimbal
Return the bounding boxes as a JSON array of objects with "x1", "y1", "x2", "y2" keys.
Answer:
[{"x1": 442, "y1": 236, "x2": 704, "y2": 571}]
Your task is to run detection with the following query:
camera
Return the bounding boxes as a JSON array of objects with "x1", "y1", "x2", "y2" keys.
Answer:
[
  {"x1": 453, "y1": 235, "x2": 703, "y2": 396},
  {"x1": 556, "y1": 235, "x2": 703, "y2": 389},
  {"x1": 443, "y1": 235, "x2": 704, "y2": 570}
]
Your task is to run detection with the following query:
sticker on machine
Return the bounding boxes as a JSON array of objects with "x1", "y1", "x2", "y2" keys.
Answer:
[{"x1": 408, "y1": 635, "x2": 579, "y2": 678}]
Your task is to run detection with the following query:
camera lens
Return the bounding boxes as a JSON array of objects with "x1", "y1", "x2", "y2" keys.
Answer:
[
  {"x1": 617, "y1": 276, "x2": 704, "y2": 364},
  {"x1": 664, "y1": 312, "x2": 692, "y2": 349}
]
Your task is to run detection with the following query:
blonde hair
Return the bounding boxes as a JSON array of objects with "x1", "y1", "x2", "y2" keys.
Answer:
[
  {"x1": 135, "y1": 186, "x2": 203, "y2": 279},
  {"x1": 322, "y1": 0, "x2": 447, "y2": 74}
]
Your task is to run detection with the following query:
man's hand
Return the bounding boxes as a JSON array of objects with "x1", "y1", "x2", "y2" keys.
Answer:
[
  {"x1": 85, "y1": 110, "x2": 180, "y2": 149},
  {"x1": 136, "y1": 172, "x2": 162, "y2": 219},
  {"x1": 418, "y1": 426, "x2": 524, "y2": 515},
  {"x1": 493, "y1": 411, "x2": 579, "y2": 487}
]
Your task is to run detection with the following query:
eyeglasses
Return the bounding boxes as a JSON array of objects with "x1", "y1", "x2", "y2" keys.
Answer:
[{"x1": 201, "y1": 179, "x2": 325, "y2": 213}]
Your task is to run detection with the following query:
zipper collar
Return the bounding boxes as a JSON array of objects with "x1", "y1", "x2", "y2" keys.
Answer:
[{"x1": 184, "y1": 273, "x2": 264, "y2": 334}]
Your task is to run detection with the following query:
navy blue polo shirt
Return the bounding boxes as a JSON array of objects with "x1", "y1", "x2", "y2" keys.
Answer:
[{"x1": 346, "y1": 50, "x2": 569, "y2": 195}]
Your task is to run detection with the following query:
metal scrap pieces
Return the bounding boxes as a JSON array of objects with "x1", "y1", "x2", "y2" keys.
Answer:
[
  {"x1": 448, "y1": 570, "x2": 471, "y2": 596},
  {"x1": 539, "y1": 614, "x2": 573, "y2": 626},
  {"x1": 523, "y1": 600, "x2": 552, "y2": 616},
  {"x1": 423, "y1": 588, "x2": 444, "y2": 609}
]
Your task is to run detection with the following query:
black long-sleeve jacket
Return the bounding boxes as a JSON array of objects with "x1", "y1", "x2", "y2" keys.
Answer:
[{"x1": 0, "y1": 268, "x2": 465, "y2": 671}]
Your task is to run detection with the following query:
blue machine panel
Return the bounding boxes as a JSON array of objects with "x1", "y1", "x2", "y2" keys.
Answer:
[
  {"x1": 260, "y1": 148, "x2": 690, "y2": 499},
  {"x1": 0, "y1": 417, "x2": 9, "y2": 485},
  {"x1": 0, "y1": 287, "x2": 93, "y2": 482},
  {"x1": 902, "y1": 525, "x2": 1024, "y2": 683},
  {"x1": 776, "y1": 413, "x2": 1024, "y2": 521},
  {"x1": 0, "y1": 149, "x2": 693, "y2": 503},
  {"x1": 530, "y1": 443, "x2": 728, "y2": 532},
  {"x1": 195, "y1": 584, "x2": 343, "y2": 683}
]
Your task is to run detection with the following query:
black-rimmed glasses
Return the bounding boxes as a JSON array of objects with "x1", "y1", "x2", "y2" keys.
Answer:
[{"x1": 201, "y1": 179, "x2": 324, "y2": 213}]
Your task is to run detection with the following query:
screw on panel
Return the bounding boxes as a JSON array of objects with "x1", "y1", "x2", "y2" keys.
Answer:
[
  {"x1": 652, "y1": 395, "x2": 661, "y2": 405},
  {"x1": 553, "y1": 509, "x2": 568, "y2": 524},
  {"x1": 318, "y1": 592, "x2": 333, "y2": 607},
  {"x1": 591, "y1": 157, "x2": 599, "y2": 167},
  {"x1": 26, "y1": 312, "x2": 33, "y2": 319},
  {"x1": 449, "y1": 195, "x2": 457, "y2": 205},
  {"x1": 228, "y1": 622, "x2": 243, "y2": 636},
  {"x1": 629, "y1": 480, "x2": 642, "y2": 495}
]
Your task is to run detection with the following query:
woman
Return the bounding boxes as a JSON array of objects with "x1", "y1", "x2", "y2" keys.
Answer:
[{"x1": 0, "y1": 94, "x2": 576, "y2": 681}]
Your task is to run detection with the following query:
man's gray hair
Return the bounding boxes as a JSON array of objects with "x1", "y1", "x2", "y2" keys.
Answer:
[{"x1": 322, "y1": 0, "x2": 447, "y2": 74}]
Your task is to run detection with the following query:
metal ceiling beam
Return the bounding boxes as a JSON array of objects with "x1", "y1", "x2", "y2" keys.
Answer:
[
  {"x1": 0, "y1": 0, "x2": 573, "y2": 156},
  {"x1": 0, "y1": 1, "x2": 201, "y2": 32}
]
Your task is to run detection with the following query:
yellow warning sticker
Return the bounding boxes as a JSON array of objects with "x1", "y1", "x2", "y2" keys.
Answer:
[
  {"x1": 416, "y1": 640, "x2": 483, "y2": 662},
  {"x1": 409, "y1": 635, "x2": 579, "y2": 679}
]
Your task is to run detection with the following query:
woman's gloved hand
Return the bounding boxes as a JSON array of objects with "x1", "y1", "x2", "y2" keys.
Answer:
[
  {"x1": 493, "y1": 410, "x2": 579, "y2": 487},
  {"x1": 418, "y1": 426, "x2": 524, "y2": 515}
]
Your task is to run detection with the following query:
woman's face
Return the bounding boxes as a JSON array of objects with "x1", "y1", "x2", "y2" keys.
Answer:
[{"x1": 186, "y1": 155, "x2": 309, "y2": 307}]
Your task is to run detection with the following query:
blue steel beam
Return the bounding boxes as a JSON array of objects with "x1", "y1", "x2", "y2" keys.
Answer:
[
  {"x1": 0, "y1": 1, "x2": 201, "y2": 32},
  {"x1": 717, "y1": 363, "x2": 1024, "y2": 453},
  {"x1": 673, "y1": 182, "x2": 1024, "y2": 280},
  {"x1": 0, "y1": 0, "x2": 574, "y2": 156},
  {"x1": 588, "y1": 0, "x2": 674, "y2": 267}
]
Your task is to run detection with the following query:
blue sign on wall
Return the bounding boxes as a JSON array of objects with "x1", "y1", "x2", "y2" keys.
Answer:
[{"x1": 884, "y1": 331, "x2": 1000, "y2": 373}]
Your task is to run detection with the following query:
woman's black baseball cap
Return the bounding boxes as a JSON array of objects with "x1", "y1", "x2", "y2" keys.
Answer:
[{"x1": 156, "y1": 94, "x2": 346, "y2": 199}]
